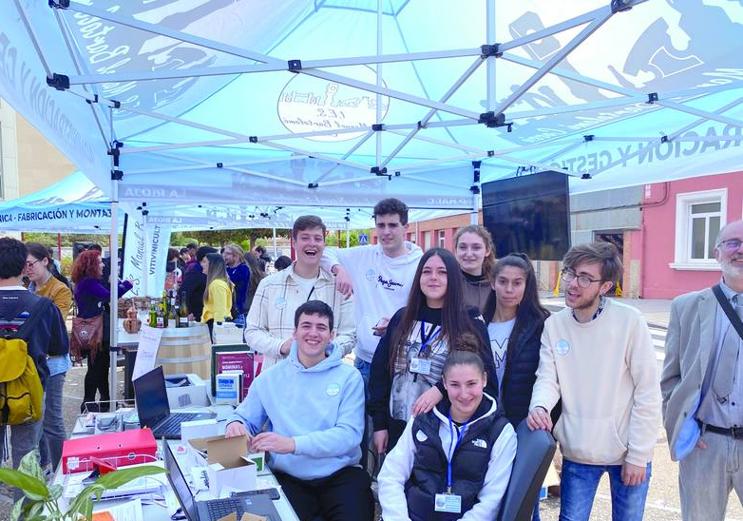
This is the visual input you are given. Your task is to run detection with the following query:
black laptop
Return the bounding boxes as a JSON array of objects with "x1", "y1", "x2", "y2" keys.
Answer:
[
  {"x1": 163, "y1": 441, "x2": 280, "y2": 521},
  {"x1": 133, "y1": 366, "x2": 214, "y2": 439}
]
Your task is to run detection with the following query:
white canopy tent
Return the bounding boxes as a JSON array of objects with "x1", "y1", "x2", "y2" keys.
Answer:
[{"x1": 1, "y1": 0, "x2": 742, "y2": 399}]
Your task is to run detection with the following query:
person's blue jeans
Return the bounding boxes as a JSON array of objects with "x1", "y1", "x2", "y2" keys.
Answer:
[
  {"x1": 0, "y1": 415, "x2": 44, "y2": 500},
  {"x1": 40, "y1": 372, "x2": 67, "y2": 470},
  {"x1": 354, "y1": 357, "x2": 372, "y2": 471},
  {"x1": 559, "y1": 459, "x2": 651, "y2": 521},
  {"x1": 354, "y1": 357, "x2": 371, "y2": 392}
]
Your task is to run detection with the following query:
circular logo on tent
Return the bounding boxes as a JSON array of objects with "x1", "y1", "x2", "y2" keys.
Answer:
[{"x1": 277, "y1": 66, "x2": 389, "y2": 142}]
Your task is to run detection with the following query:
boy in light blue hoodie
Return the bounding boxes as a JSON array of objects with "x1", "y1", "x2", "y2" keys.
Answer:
[{"x1": 226, "y1": 300, "x2": 373, "y2": 521}]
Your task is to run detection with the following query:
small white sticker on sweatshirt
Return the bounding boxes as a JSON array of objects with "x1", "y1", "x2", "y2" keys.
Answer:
[
  {"x1": 326, "y1": 383, "x2": 340, "y2": 396},
  {"x1": 555, "y1": 339, "x2": 570, "y2": 356},
  {"x1": 415, "y1": 430, "x2": 428, "y2": 442}
]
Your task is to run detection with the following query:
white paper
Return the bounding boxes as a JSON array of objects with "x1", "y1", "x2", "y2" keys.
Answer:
[
  {"x1": 92, "y1": 498, "x2": 144, "y2": 521},
  {"x1": 132, "y1": 325, "x2": 164, "y2": 381}
]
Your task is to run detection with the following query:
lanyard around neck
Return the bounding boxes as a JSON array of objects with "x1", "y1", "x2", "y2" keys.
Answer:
[
  {"x1": 418, "y1": 321, "x2": 441, "y2": 356},
  {"x1": 446, "y1": 414, "x2": 469, "y2": 493}
]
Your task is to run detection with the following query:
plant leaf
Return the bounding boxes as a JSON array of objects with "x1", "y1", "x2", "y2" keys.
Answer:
[
  {"x1": 10, "y1": 497, "x2": 24, "y2": 521},
  {"x1": 0, "y1": 468, "x2": 48, "y2": 500},
  {"x1": 48, "y1": 483, "x2": 63, "y2": 501},
  {"x1": 95, "y1": 465, "x2": 165, "y2": 490},
  {"x1": 18, "y1": 450, "x2": 45, "y2": 484}
]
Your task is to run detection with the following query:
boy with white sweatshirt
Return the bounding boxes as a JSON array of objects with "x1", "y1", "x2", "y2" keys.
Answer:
[
  {"x1": 321, "y1": 198, "x2": 422, "y2": 387},
  {"x1": 226, "y1": 301, "x2": 372, "y2": 521},
  {"x1": 527, "y1": 242, "x2": 661, "y2": 521}
]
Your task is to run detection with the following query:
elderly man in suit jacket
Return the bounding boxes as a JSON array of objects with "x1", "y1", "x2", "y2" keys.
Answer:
[{"x1": 662, "y1": 219, "x2": 743, "y2": 521}]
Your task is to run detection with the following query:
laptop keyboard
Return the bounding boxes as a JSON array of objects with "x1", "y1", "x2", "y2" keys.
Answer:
[
  {"x1": 206, "y1": 498, "x2": 244, "y2": 519},
  {"x1": 156, "y1": 413, "x2": 198, "y2": 434}
]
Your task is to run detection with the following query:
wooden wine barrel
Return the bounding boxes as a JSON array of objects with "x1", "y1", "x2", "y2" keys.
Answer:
[{"x1": 155, "y1": 324, "x2": 211, "y2": 380}]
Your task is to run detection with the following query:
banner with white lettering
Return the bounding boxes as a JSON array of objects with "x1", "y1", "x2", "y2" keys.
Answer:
[{"x1": 122, "y1": 213, "x2": 171, "y2": 298}]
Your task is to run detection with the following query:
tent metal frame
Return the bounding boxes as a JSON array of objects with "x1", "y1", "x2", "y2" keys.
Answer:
[{"x1": 15, "y1": 0, "x2": 743, "y2": 399}]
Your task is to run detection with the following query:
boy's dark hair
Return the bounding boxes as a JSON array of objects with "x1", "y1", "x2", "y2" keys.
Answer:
[
  {"x1": 0, "y1": 238, "x2": 28, "y2": 279},
  {"x1": 196, "y1": 246, "x2": 218, "y2": 262},
  {"x1": 274, "y1": 255, "x2": 292, "y2": 271},
  {"x1": 373, "y1": 198, "x2": 409, "y2": 225},
  {"x1": 562, "y1": 242, "x2": 623, "y2": 283},
  {"x1": 186, "y1": 242, "x2": 198, "y2": 250},
  {"x1": 294, "y1": 300, "x2": 334, "y2": 331},
  {"x1": 179, "y1": 247, "x2": 189, "y2": 255},
  {"x1": 292, "y1": 215, "x2": 326, "y2": 239}
]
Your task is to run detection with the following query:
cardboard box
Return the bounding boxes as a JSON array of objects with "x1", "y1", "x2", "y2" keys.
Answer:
[
  {"x1": 188, "y1": 435, "x2": 258, "y2": 496},
  {"x1": 165, "y1": 373, "x2": 210, "y2": 409},
  {"x1": 61, "y1": 428, "x2": 157, "y2": 474}
]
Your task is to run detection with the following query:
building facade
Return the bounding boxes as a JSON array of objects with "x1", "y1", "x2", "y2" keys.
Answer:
[
  {"x1": 381, "y1": 172, "x2": 743, "y2": 300},
  {"x1": 0, "y1": 98, "x2": 73, "y2": 202}
]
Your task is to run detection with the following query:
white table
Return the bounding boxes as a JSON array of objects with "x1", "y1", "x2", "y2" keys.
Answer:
[{"x1": 58, "y1": 414, "x2": 300, "y2": 520}]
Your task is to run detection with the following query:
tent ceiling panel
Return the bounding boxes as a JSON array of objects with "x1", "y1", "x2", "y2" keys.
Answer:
[{"x1": 1, "y1": 0, "x2": 742, "y2": 207}]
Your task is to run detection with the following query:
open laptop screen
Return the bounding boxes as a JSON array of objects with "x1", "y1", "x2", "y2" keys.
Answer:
[
  {"x1": 133, "y1": 366, "x2": 170, "y2": 428},
  {"x1": 163, "y1": 441, "x2": 198, "y2": 520}
]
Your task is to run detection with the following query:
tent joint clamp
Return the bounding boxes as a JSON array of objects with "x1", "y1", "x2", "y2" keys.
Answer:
[
  {"x1": 111, "y1": 170, "x2": 124, "y2": 181},
  {"x1": 288, "y1": 59, "x2": 302, "y2": 72},
  {"x1": 479, "y1": 111, "x2": 512, "y2": 132},
  {"x1": 372, "y1": 124, "x2": 384, "y2": 132},
  {"x1": 46, "y1": 73, "x2": 69, "y2": 91},
  {"x1": 647, "y1": 92, "x2": 659, "y2": 104},
  {"x1": 307, "y1": 182, "x2": 319, "y2": 189},
  {"x1": 480, "y1": 44, "x2": 502, "y2": 58},
  {"x1": 371, "y1": 166, "x2": 388, "y2": 176},
  {"x1": 48, "y1": 0, "x2": 70, "y2": 9}
]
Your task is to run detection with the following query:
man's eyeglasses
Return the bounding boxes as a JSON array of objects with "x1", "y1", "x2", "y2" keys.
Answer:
[
  {"x1": 561, "y1": 269, "x2": 603, "y2": 288},
  {"x1": 25, "y1": 259, "x2": 40, "y2": 269},
  {"x1": 717, "y1": 238, "x2": 743, "y2": 252}
]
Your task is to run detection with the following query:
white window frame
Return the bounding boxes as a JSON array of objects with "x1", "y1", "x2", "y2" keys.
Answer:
[
  {"x1": 670, "y1": 188, "x2": 726, "y2": 271},
  {"x1": 437, "y1": 229, "x2": 446, "y2": 248},
  {"x1": 423, "y1": 231, "x2": 432, "y2": 250}
]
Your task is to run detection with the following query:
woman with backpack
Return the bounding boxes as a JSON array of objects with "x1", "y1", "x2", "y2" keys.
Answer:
[
  {"x1": 368, "y1": 248, "x2": 497, "y2": 454},
  {"x1": 71, "y1": 250, "x2": 132, "y2": 413},
  {"x1": 200, "y1": 252, "x2": 234, "y2": 339},
  {"x1": 24, "y1": 242, "x2": 72, "y2": 472},
  {"x1": 377, "y1": 350, "x2": 517, "y2": 521}
]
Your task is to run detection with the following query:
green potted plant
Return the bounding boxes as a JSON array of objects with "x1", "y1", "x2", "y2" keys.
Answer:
[{"x1": 0, "y1": 451, "x2": 165, "y2": 520}]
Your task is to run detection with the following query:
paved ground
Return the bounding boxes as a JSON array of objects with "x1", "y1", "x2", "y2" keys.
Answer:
[{"x1": 2, "y1": 296, "x2": 743, "y2": 519}]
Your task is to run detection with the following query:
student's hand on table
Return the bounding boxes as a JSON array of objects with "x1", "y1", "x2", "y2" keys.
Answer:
[
  {"x1": 332, "y1": 265, "x2": 353, "y2": 298},
  {"x1": 225, "y1": 421, "x2": 248, "y2": 438},
  {"x1": 526, "y1": 406, "x2": 552, "y2": 431},
  {"x1": 373, "y1": 430, "x2": 389, "y2": 455},
  {"x1": 412, "y1": 386, "x2": 443, "y2": 415},
  {"x1": 621, "y1": 462, "x2": 647, "y2": 486},
  {"x1": 251, "y1": 432, "x2": 296, "y2": 454}
]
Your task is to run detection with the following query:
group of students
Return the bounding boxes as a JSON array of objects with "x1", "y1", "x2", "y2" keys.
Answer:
[{"x1": 220, "y1": 197, "x2": 664, "y2": 521}]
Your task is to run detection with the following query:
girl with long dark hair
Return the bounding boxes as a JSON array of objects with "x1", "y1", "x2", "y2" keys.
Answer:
[
  {"x1": 368, "y1": 248, "x2": 497, "y2": 453},
  {"x1": 483, "y1": 253, "x2": 550, "y2": 521}
]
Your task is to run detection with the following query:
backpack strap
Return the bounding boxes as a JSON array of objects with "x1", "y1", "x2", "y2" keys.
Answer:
[{"x1": 13, "y1": 298, "x2": 52, "y2": 342}]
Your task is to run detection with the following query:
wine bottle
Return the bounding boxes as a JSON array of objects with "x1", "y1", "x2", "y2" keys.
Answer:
[{"x1": 179, "y1": 291, "x2": 190, "y2": 327}]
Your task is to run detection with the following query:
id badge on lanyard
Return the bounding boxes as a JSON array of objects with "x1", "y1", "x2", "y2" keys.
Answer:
[
  {"x1": 410, "y1": 321, "x2": 440, "y2": 376},
  {"x1": 435, "y1": 415, "x2": 468, "y2": 514}
]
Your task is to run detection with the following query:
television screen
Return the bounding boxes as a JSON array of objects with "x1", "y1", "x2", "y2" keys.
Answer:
[{"x1": 482, "y1": 171, "x2": 570, "y2": 261}]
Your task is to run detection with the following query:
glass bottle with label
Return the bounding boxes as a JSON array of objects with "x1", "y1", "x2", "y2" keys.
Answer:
[
  {"x1": 149, "y1": 304, "x2": 157, "y2": 328},
  {"x1": 179, "y1": 291, "x2": 190, "y2": 327}
]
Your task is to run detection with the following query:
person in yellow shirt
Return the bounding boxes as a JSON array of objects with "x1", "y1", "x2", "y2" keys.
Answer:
[
  {"x1": 24, "y1": 242, "x2": 73, "y2": 474},
  {"x1": 200, "y1": 252, "x2": 234, "y2": 339}
]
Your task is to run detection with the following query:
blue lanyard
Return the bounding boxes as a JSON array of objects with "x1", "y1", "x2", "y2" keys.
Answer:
[
  {"x1": 446, "y1": 415, "x2": 469, "y2": 493},
  {"x1": 418, "y1": 321, "x2": 441, "y2": 356}
]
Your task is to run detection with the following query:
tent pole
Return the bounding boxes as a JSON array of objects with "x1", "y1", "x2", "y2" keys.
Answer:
[
  {"x1": 486, "y1": 0, "x2": 496, "y2": 111},
  {"x1": 272, "y1": 227, "x2": 277, "y2": 258},
  {"x1": 375, "y1": 0, "x2": 383, "y2": 167},
  {"x1": 346, "y1": 221, "x2": 351, "y2": 248},
  {"x1": 142, "y1": 211, "x2": 149, "y2": 298},
  {"x1": 109, "y1": 175, "x2": 119, "y2": 408}
]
